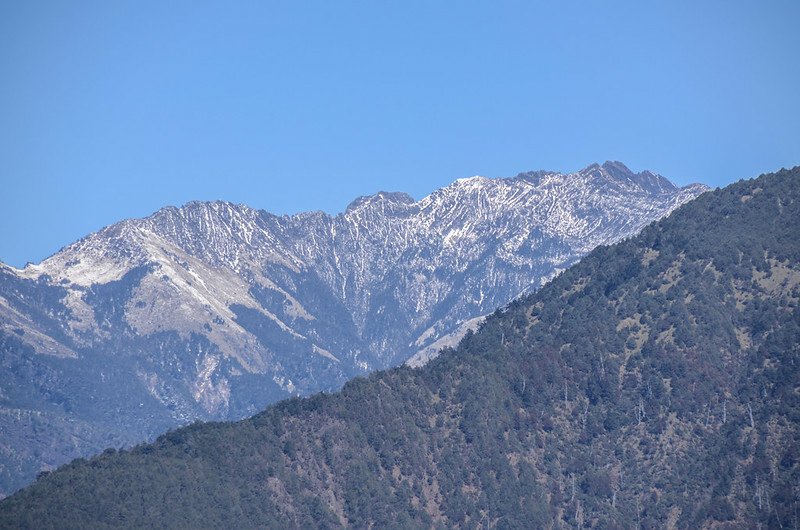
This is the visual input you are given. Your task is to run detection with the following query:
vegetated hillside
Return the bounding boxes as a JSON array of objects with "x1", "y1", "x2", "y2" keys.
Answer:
[
  {"x1": 0, "y1": 161, "x2": 706, "y2": 497},
  {"x1": 1, "y1": 167, "x2": 797, "y2": 529}
]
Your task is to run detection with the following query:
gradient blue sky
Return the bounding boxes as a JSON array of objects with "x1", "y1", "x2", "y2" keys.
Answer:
[{"x1": 2, "y1": 1, "x2": 798, "y2": 267}]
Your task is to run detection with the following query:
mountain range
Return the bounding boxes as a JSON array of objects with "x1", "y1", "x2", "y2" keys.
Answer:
[
  {"x1": 0, "y1": 161, "x2": 706, "y2": 496},
  {"x1": 1, "y1": 166, "x2": 795, "y2": 528}
]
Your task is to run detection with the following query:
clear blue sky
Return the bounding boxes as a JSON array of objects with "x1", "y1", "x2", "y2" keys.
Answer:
[{"x1": 1, "y1": 1, "x2": 798, "y2": 267}]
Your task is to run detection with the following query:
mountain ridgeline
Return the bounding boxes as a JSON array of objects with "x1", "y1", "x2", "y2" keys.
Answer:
[
  {"x1": 1, "y1": 168, "x2": 796, "y2": 528},
  {"x1": 0, "y1": 161, "x2": 705, "y2": 496}
]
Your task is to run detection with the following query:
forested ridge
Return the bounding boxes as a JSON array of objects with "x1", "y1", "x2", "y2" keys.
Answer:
[{"x1": 1, "y1": 167, "x2": 798, "y2": 528}]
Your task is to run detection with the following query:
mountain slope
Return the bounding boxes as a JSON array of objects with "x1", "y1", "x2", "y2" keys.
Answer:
[
  {"x1": 1, "y1": 167, "x2": 794, "y2": 528},
  {"x1": 0, "y1": 161, "x2": 705, "y2": 496}
]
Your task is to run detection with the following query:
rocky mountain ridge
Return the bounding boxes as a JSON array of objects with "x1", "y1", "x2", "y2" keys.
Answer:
[
  {"x1": 0, "y1": 161, "x2": 706, "y2": 495},
  {"x1": 1, "y1": 166, "x2": 794, "y2": 529}
]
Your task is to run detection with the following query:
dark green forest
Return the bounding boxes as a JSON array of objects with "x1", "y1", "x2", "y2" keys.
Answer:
[{"x1": 1, "y1": 167, "x2": 798, "y2": 528}]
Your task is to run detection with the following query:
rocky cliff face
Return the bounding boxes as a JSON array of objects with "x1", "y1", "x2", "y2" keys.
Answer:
[{"x1": 0, "y1": 161, "x2": 706, "y2": 495}]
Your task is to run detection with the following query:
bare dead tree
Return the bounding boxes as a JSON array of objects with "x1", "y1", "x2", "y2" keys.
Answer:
[
  {"x1": 755, "y1": 477, "x2": 763, "y2": 511},
  {"x1": 571, "y1": 473, "x2": 576, "y2": 502},
  {"x1": 636, "y1": 496, "x2": 642, "y2": 530}
]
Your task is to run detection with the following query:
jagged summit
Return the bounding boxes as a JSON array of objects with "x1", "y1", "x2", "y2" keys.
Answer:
[
  {"x1": 8, "y1": 164, "x2": 703, "y2": 280},
  {"x1": 513, "y1": 161, "x2": 701, "y2": 198},
  {"x1": 344, "y1": 191, "x2": 416, "y2": 213},
  {"x1": 12, "y1": 162, "x2": 705, "y2": 281},
  {"x1": 596, "y1": 160, "x2": 679, "y2": 195},
  {"x1": 0, "y1": 161, "x2": 708, "y2": 496},
  {"x1": 452, "y1": 175, "x2": 490, "y2": 184}
]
